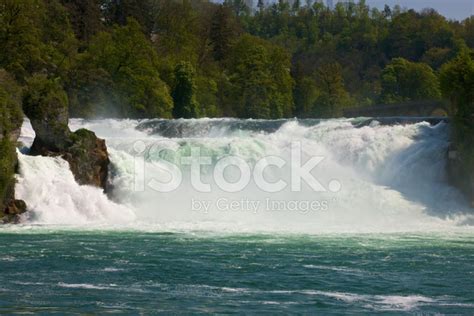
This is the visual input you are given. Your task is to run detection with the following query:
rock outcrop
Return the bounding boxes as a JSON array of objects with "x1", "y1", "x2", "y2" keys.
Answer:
[
  {"x1": 447, "y1": 144, "x2": 474, "y2": 207},
  {"x1": 30, "y1": 128, "x2": 110, "y2": 190},
  {"x1": 23, "y1": 75, "x2": 109, "y2": 191}
]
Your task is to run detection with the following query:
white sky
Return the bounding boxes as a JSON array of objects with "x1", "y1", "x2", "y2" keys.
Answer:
[
  {"x1": 365, "y1": 0, "x2": 473, "y2": 21},
  {"x1": 216, "y1": 1, "x2": 474, "y2": 21}
]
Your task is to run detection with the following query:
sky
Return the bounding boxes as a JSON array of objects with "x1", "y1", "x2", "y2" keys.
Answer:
[
  {"x1": 364, "y1": 0, "x2": 473, "y2": 21},
  {"x1": 217, "y1": 0, "x2": 474, "y2": 21}
]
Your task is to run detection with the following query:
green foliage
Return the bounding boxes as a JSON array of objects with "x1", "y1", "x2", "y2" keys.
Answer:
[
  {"x1": 293, "y1": 76, "x2": 318, "y2": 118},
  {"x1": 152, "y1": 0, "x2": 201, "y2": 65},
  {"x1": 226, "y1": 34, "x2": 293, "y2": 119},
  {"x1": 0, "y1": 138, "x2": 16, "y2": 211},
  {"x1": 195, "y1": 74, "x2": 220, "y2": 118},
  {"x1": 0, "y1": 0, "x2": 76, "y2": 81},
  {"x1": 210, "y1": 6, "x2": 239, "y2": 62},
  {"x1": 0, "y1": 0, "x2": 43, "y2": 80},
  {"x1": 440, "y1": 51, "x2": 474, "y2": 152},
  {"x1": 462, "y1": 17, "x2": 474, "y2": 48},
  {"x1": 385, "y1": 9, "x2": 455, "y2": 61},
  {"x1": 22, "y1": 74, "x2": 71, "y2": 150},
  {"x1": 22, "y1": 74, "x2": 69, "y2": 124},
  {"x1": 74, "y1": 18, "x2": 173, "y2": 118},
  {"x1": 101, "y1": 0, "x2": 155, "y2": 34},
  {"x1": 380, "y1": 58, "x2": 441, "y2": 103},
  {"x1": 172, "y1": 62, "x2": 199, "y2": 119},
  {"x1": 1, "y1": 0, "x2": 474, "y2": 120},
  {"x1": 224, "y1": 0, "x2": 251, "y2": 17},
  {"x1": 0, "y1": 69, "x2": 22, "y2": 214},
  {"x1": 313, "y1": 63, "x2": 351, "y2": 118},
  {"x1": 0, "y1": 70, "x2": 23, "y2": 136},
  {"x1": 421, "y1": 47, "x2": 454, "y2": 69},
  {"x1": 60, "y1": 0, "x2": 103, "y2": 42},
  {"x1": 440, "y1": 51, "x2": 474, "y2": 107}
]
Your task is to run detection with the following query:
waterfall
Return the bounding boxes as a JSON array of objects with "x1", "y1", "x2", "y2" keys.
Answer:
[{"x1": 14, "y1": 118, "x2": 473, "y2": 233}]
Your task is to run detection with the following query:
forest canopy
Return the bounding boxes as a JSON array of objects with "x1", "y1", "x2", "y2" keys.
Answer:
[{"x1": 0, "y1": 0, "x2": 473, "y2": 119}]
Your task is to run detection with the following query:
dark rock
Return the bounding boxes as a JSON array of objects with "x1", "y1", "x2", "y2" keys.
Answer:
[
  {"x1": 30, "y1": 129, "x2": 110, "y2": 191},
  {"x1": 23, "y1": 75, "x2": 109, "y2": 191},
  {"x1": 447, "y1": 144, "x2": 474, "y2": 207},
  {"x1": 4, "y1": 199, "x2": 27, "y2": 215},
  {"x1": 1, "y1": 200, "x2": 27, "y2": 224}
]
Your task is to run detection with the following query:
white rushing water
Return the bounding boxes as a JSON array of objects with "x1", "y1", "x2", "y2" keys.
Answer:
[{"x1": 14, "y1": 118, "x2": 474, "y2": 233}]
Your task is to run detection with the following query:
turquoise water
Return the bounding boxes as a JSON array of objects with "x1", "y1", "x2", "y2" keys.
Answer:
[
  {"x1": 10, "y1": 119, "x2": 474, "y2": 313},
  {"x1": 0, "y1": 230, "x2": 473, "y2": 314}
]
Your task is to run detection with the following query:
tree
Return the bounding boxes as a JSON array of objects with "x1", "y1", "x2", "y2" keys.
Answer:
[
  {"x1": 0, "y1": 0, "x2": 43, "y2": 80},
  {"x1": 227, "y1": 36, "x2": 272, "y2": 118},
  {"x1": 313, "y1": 63, "x2": 351, "y2": 118},
  {"x1": 0, "y1": 70, "x2": 23, "y2": 214},
  {"x1": 440, "y1": 51, "x2": 474, "y2": 130},
  {"x1": 421, "y1": 47, "x2": 453, "y2": 69},
  {"x1": 210, "y1": 6, "x2": 238, "y2": 62},
  {"x1": 0, "y1": 70, "x2": 22, "y2": 138},
  {"x1": 76, "y1": 18, "x2": 173, "y2": 118},
  {"x1": 60, "y1": 0, "x2": 103, "y2": 42},
  {"x1": 152, "y1": 0, "x2": 200, "y2": 65},
  {"x1": 172, "y1": 62, "x2": 199, "y2": 118},
  {"x1": 380, "y1": 58, "x2": 441, "y2": 103},
  {"x1": 294, "y1": 77, "x2": 318, "y2": 118},
  {"x1": 439, "y1": 51, "x2": 474, "y2": 196},
  {"x1": 385, "y1": 10, "x2": 454, "y2": 62},
  {"x1": 268, "y1": 44, "x2": 294, "y2": 117},
  {"x1": 101, "y1": 0, "x2": 154, "y2": 34},
  {"x1": 223, "y1": 0, "x2": 251, "y2": 17},
  {"x1": 292, "y1": 0, "x2": 301, "y2": 14},
  {"x1": 225, "y1": 34, "x2": 293, "y2": 119},
  {"x1": 0, "y1": 0, "x2": 76, "y2": 81},
  {"x1": 461, "y1": 17, "x2": 474, "y2": 48}
]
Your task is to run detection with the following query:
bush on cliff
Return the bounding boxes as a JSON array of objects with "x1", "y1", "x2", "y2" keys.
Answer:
[
  {"x1": 0, "y1": 139, "x2": 16, "y2": 212},
  {"x1": 0, "y1": 70, "x2": 23, "y2": 137},
  {"x1": 23, "y1": 74, "x2": 71, "y2": 151},
  {"x1": 440, "y1": 50, "x2": 474, "y2": 204},
  {"x1": 0, "y1": 69, "x2": 26, "y2": 219},
  {"x1": 440, "y1": 51, "x2": 474, "y2": 156},
  {"x1": 0, "y1": 70, "x2": 23, "y2": 205}
]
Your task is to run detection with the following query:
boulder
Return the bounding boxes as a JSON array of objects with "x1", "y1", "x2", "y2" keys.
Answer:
[
  {"x1": 1, "y1": 199, "x2": 27, "y2": 224},
  {"x1": 30, "y1": 128, "x2": 110, "y2": 190},
  {"x1": 23, "y1": 75, "x2": 109, "y2": 191}
]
